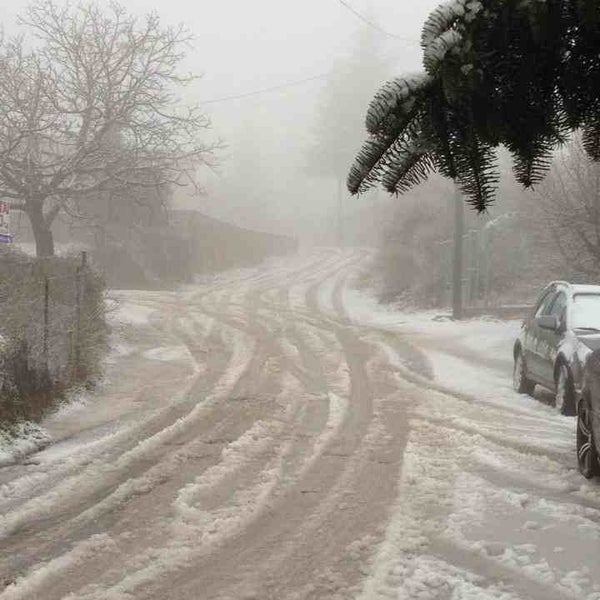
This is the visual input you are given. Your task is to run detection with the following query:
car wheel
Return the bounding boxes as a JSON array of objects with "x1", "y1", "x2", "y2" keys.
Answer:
[
  {"x1": 555, "y1": 363, "x2": 576, "y2": 416},
  {"x1": 513, "y1": 350, "x2": 535, "y2": 395},
  {"x1": 577, "y1": 397, "x2": 599, "y2": 479}
]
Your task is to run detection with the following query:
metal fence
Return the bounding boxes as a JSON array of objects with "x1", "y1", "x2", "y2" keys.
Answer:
[
  {"x1": 438, "y1": 209, "x2": 544, "y2": 312},
  {"x1": 437, "y1": 226, "x2": 515, "y2": 309},
  {"x1": 0, "y1": 251, "x2": 106, "y2": 420}
]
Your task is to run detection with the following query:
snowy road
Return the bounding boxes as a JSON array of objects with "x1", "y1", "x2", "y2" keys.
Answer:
[{"x1": 1, "y1": 248, "x2": 600, "y2": 600}]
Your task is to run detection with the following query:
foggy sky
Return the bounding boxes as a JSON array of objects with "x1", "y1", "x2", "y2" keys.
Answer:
[{"x1": 0, "y1": 0, "x2": 444, "y2": 238}]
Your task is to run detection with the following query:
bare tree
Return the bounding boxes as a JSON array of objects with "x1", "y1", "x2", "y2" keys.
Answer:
[
  {"x1": 0, "y1": 1, "x2": 215, "y2": 256},
  {"x1": 528, "y1": 137, "x2": 600, "y2": 279}
]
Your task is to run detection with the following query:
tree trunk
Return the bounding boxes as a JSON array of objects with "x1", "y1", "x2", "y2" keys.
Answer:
[{"x1": 28, "y1": 204, "x2": 55, "y2": 257}]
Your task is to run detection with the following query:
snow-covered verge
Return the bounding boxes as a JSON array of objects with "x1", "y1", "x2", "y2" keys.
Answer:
[
  {"x1": 0, "y1": 252, "x2": 107, "y2": 466},
  {"x1": 0, "y1": 290, "x2": 174, "y2": 467},
  {"x1": 342, "y1": 278, "x2": 521, "y2": 368},
  {"x1": 0, "y1": 423, "x2": 51, "y2": 467},
  {"x1": 0, "y1": 256, "x2": 280, "y2": 469},
  {"x1": 329, "y1": 265, "x2": 600, "y2": 599}
]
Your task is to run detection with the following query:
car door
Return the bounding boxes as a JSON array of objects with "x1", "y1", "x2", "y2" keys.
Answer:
[
  {"x1": 585, "y1": 350, "x2": 600, "y2": 455},
  {"x1": 525, "y1": 289, "x2": 557, "y2": 381},
  {"x1": 536, "y1": 291, "x2": 567, "y2": 387}
]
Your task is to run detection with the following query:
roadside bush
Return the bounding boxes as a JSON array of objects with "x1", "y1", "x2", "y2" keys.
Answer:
[
  {"x1": 370, "y1": 161, "x2": 589, "y2": 310},
  {"x1": 373, "y1": 177, "x2": 455, "y2": 306},
  {"x1": 0, "y1": 247, "x2": 107, "y2": 426}
]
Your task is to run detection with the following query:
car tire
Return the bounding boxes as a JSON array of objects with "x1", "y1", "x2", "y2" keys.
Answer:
[
  {"x1": 577, "y1": 397, "x2": 600, "y2": 479},
  {"x1": 555, "y1": 363, "x2": 576, "y2": 416},
  {"x1": 513, "y1": 350, "x2": 535, "y2": 396}
]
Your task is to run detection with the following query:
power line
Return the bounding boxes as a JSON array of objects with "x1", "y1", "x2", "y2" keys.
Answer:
[
  {"x1": 200, "y1": 73, "x2": 330, "y2": 105},
  {"x1": 334, "y1": 0, "x2": 419, "y2": 43},
  {"x1": 199, "y1": 7, "x2": 419, "y2": 107}
]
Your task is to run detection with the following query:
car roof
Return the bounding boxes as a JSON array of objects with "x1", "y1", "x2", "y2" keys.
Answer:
[{"x1": 549, "y1": 281, "x2": 600, "y2": 295}]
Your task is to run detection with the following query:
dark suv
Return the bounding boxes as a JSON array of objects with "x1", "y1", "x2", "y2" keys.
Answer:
[{"x1": 513, "y1": 281, "x2": 600, "y2": 415}]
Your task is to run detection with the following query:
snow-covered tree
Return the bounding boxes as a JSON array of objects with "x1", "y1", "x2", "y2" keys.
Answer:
[
  {"x1": 526, "y1": 136, "x2": 600, "y2": 278},
  {"x1": 348, "y1": 0, "x2": 600, "y2": 211}
]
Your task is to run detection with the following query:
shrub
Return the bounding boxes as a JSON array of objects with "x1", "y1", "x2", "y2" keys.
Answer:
[{"x1": 0, "y1": 247, "x2": 107, "y2": 425}]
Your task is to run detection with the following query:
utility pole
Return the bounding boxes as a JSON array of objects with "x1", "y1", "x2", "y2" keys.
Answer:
[{"x1": 452, "y1": 187, "x2": 464, "y2": 320}]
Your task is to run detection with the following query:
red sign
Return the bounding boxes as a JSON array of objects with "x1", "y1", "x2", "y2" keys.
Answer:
[{"x1": 0, "y1": 200, "x2": 12, "y2": 243}]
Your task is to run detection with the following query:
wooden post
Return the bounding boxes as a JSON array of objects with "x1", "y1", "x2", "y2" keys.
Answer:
[
  {"x1": 452, "y1": 188, "x2": 464, "y2": 320},
  {"x1": 74, "y1": 251, "x2": 86, "y2": 380},
  {"x1": 43, "y1": 276, "x2": 49, "y2": 375}
]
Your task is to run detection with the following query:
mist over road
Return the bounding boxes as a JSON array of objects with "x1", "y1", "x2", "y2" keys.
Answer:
[{"x1": 1, "y1": 249, "x2": 598, "y2": 600}]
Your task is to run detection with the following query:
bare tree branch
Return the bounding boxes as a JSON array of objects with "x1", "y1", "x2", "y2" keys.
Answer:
[
  {"x1": 0, "y1": 0, "x2": 217, "y2": 256},
  {"x1": 533, "y1": 135, "x2": 600, "y2": 277}
]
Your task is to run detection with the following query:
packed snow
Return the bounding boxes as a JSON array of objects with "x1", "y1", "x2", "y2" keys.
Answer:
[{"x1": 1, "y1": 248, "x2": 598, "y2": 600}]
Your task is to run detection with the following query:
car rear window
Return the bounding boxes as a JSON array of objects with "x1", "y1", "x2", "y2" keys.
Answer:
[{"x1": 572, "y1": 294, "x2": 600, "y2": 331}]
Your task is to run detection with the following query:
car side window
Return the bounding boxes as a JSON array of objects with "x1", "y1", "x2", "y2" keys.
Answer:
[
  {"x1": 549, "y1": 292, "x2": 567, "y2": 318},
  {"x1": 535, "y1": 291, "x2": 556, "y2": 318}
]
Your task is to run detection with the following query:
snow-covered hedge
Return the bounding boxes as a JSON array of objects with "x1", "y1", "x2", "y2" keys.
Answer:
[{"x1": 0, "y1": 247, "x2": 107, "y2": 427}]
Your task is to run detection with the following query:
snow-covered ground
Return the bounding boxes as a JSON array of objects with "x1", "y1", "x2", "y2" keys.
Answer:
[
  {"x1": 0, "y1": 248, "x2": 598, "y2": 600},
  {"x1": 343, "y1": 282, "x2": 522, "y2": 360}
]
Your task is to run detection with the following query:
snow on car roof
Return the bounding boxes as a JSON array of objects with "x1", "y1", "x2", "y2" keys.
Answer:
[{"x1": 571, "y1": 284, "x2": 600, "y2": 294}]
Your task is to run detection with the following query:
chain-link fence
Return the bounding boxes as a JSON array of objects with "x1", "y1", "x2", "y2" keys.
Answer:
[
  {"x1": 437, "y1": 217, "x2": 543, "y2": 311},
  {"x1": 0, "y1": 248, "x2": 106, "y2": 424},
  {"x1": 438, "y1": 229, "x2": 489, "y2": 308}
]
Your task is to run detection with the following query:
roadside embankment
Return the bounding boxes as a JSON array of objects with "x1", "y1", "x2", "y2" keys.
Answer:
[{"x1": 0, "y1": 247, "x2": 106, "y2": 452}]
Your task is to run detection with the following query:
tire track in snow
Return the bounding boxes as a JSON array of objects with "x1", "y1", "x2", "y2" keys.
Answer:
[
  {"x1": 3, "y1": 257, "x2": 348, "y2": 598},
  {"x1": 0, "y1": 318, "x2": 256, "y2": 586},
  {"x1": 130, "y1": 251, "x2": 409, "y2": 600},
  {"x1": 353, "y1": 325, "x2": 600, "y2": 599},
  {"x1": 6, "y1": 248, "x2": 596, "y2": 600},
  {"x1": 2, "y1": 253, "x2": 364, "y2": 597},
  {"x1": 65, "y1": 378, "x2": 307, "y2": 600},
  {"x1": 0, "y1": 300, "x2": 217, "y2": 508},
  {"x1": 356, "y1": 416, "x2": 584, "y2": 600}
]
